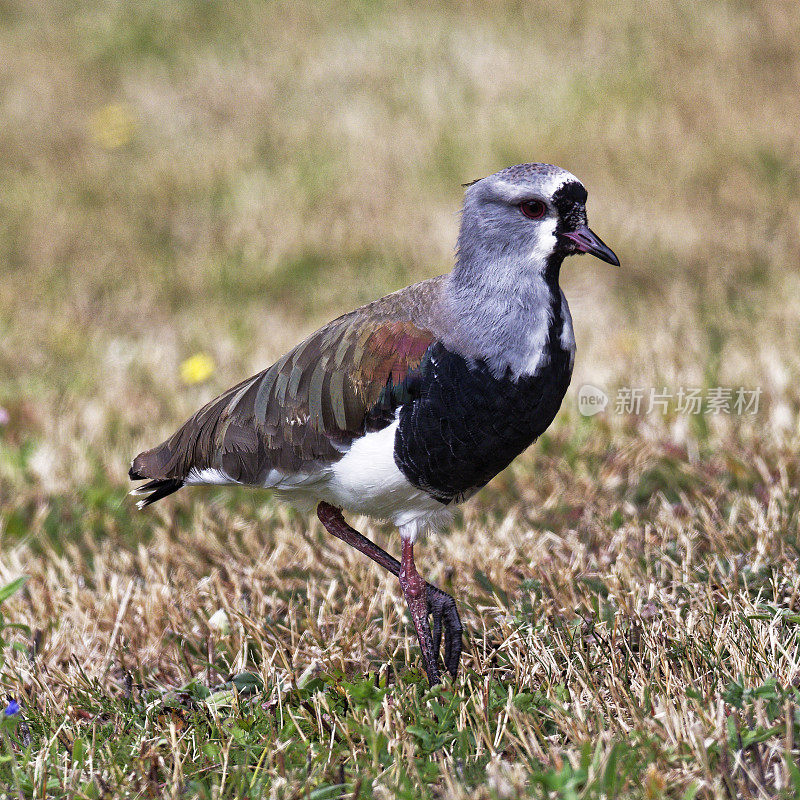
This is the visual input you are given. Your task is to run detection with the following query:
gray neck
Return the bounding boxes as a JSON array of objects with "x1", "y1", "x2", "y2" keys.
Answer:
[{"x1": 441, "y1": 239, "x2": 568, "y2": 379}]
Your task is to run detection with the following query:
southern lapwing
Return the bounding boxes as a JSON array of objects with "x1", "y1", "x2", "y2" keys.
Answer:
[{"x1": 130, "y1": 163, "x2": 619, "y2": 684}]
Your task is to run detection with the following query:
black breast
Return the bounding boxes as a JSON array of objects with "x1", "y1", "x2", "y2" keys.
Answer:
[{"x1": 393, "y1": 320, "x2": 573, "y2": 504}]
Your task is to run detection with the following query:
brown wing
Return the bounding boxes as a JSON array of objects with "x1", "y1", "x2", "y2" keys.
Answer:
[{"x1": 130, "y1": 281, "x2": 441, "y2": 487}]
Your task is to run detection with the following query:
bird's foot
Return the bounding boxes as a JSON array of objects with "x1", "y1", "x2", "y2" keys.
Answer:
[
  {"x1": 426, "y1": 582, "x2": 463, "y2": 681},
  {"x1": 399, "y1": 538, "x2": 463, "y2": 685},
  {"x1": 316, "y1": 503, "x2": 463, "y2": 685}
]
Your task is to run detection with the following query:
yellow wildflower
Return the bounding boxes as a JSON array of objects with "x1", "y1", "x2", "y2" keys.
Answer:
[
  {"x1": 180, "y1": 353, "x2": 215, "y2": 385},
  {"x1": 90, "y1": 102, "x2": 135, "y2": 149}
]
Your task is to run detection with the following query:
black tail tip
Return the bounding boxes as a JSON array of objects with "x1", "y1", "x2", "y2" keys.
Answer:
[{"x1": 130, "y1": 478, "x2": 184, "y2": 508}]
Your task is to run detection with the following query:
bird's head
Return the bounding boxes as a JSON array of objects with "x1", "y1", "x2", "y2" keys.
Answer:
[{"x1": 457, "y1": 163, "x2": 619, "y2": 280}]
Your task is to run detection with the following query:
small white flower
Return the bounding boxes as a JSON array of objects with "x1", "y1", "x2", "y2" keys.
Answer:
[{"x1": 208, "y1": 608, "x2": 230, "y2": 634}]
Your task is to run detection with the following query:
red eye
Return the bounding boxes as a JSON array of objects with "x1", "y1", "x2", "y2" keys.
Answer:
[{"x1": 519, "y1": 200, "x2": 546, "y2": 219}]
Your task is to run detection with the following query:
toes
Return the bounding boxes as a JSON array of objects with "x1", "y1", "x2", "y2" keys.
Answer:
[
  {"x1": 425, "y1": 585, "x2": 463, "y2": 680},
  {"x1": 443, "y1": 598, "x2": 463, "y2": 679},
  {"x1": 444, "y1": 606, "x2": 463, "y2": 679},
  {"x1": 419, "y1": 630, "x2": 441, "y2": 685},
  {"x1": 426, "y1": 663, "x2": 442, "y2": 685},
  {"x1": 431, "y1": 610, "x2": 442, "y2": 663}
]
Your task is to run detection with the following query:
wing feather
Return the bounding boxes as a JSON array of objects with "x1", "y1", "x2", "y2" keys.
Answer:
[{"x1": 130, "y1": 278, "x2": 444, "y2": 486}]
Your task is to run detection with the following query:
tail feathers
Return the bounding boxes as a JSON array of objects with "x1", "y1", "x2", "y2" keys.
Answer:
[
  {"x1": 130, "y1": 478, "x2": 184, "y2": 509},
  {"x1": 128, "y1": 379, "x2": 242, "y2": 506},
  {"x1": 129, "y1": 439, "x2": 186, "y2": 508}
]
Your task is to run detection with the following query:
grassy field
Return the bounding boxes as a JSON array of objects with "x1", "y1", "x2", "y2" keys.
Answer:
[{"x1": 2, "y1": 0, "x2": 800, "y2": 796}]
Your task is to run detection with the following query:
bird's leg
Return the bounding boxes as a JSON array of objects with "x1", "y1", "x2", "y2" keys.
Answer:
[
  {"x1": 316, "y1": 502, "x2": 462, "y2": 682},
  {"x1": 398, "y1": 537, "x2": 441, "y2": 684},
  {"x1": 317, "y1": 502, "x2": 402, "y2": 576}
]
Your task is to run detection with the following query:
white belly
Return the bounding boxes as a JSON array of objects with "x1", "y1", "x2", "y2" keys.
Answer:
[
  {"x1": 186, "y1": 416, "x2": 451, "y2": 541},
  {"x1": 269, "y1": 419, "x2": 450, "y2": 541}
]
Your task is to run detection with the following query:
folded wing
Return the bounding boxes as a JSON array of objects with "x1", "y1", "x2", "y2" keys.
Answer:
[{"x1": 130, "y1": 280, "x2": 442, "y2": 497}]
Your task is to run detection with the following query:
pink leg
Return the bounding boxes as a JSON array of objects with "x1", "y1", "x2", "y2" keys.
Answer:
[
  {"x1": 399, "y1": 537, "x2": 441, "y2": 684},
  {"x1": 316, "y1": 502, "x2": 462, "y2": 683}
]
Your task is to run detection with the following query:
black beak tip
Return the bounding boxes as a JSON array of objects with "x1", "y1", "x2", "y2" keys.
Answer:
[
  {"x1": 604, "y1": 249, "x2": 621, "y2": 268},
  {"x1": 565, "y1": 226, "x2": 620, "y2": 267}
]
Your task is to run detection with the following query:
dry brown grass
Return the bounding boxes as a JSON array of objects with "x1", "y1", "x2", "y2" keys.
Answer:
[{"x1": 1, "y1": 0, "x2": 800, "y2": 796}]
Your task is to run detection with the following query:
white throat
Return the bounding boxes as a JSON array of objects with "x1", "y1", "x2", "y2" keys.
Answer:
[
  {"x1": 528, "y1": 217, "x2": 558, "y2": 265},
  {"x1": 445, "y1": 233, "x2": 566, "y2": 379}
]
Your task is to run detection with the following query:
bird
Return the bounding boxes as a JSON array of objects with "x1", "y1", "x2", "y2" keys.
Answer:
[{"x1": 129, "y1": 163, "x2": 619, "y2": 685}]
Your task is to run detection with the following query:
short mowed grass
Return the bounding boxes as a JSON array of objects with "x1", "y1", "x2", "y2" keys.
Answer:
[{"x1": 2, "y1": 0, "x2": 800, "y2": 797}]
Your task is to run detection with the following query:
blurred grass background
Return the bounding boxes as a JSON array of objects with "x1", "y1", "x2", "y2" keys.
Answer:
[
  {"x1": 1, "y1": 0, "x2": 800, "y2": 797},
  {"x1": 2, "y1": 0, "x2": 799, "y2": 485}
]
